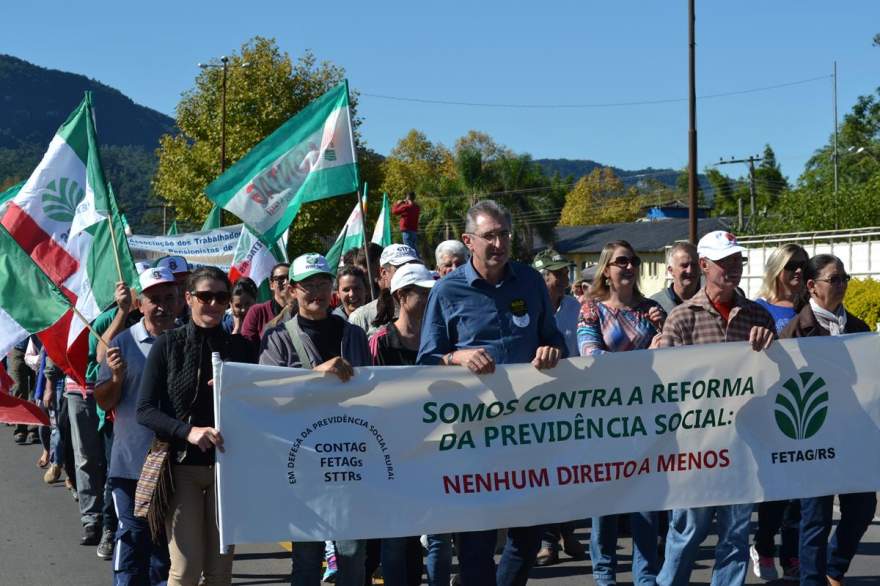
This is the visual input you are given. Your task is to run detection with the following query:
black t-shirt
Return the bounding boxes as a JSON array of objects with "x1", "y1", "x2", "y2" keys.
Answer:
[
  {"x1": 297, "y1": 314, "x2": 345, "y2": 363},
  {"x1": 372, "y1": 323, "x2": 418, "y2": 366}
]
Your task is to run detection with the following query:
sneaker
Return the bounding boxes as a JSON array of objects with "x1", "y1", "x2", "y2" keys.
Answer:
[
  {"x1": 781, "y1": 558, "x2": 800, "y2": 582},
  {"x1": 321, "y1": 567, "x2": 337, "y2": 583},
  {"x1": 43, "y1": 463, "x2": 62, "y2": 484},
  {"x1": 80, "y1": 523, "x2": 100, "y2": 546},
  {"x1": 750, "y1": 544, "x2": 779, "y2": 580},
  {"x1": 535, "y1": 546, "x2": 559, "y2": 566},
  {"x1": 13, "y1": 431, "x2": 26, "y2": 444},
  {"x1": 26, "y1": 430, "x2": 39, "y2": 444},
  {"x1": 96, "y1": 529, "x2": 114, "y2": 559},
  {"x1": 561, "y1": 534, "x2": 587, "y2": 560}
]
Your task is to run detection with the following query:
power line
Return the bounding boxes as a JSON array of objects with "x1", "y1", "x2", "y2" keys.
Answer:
[{"x1": 360, "y1": 74, "x2": 831, "y2": 110}]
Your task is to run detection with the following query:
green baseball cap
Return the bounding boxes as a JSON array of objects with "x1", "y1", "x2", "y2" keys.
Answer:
[
  {"x1": 532, "y1": 249, "x2": 572, "y2": 272},
  {"x1": 290, "y1": 253, "x2": 333, "y2": 282}
]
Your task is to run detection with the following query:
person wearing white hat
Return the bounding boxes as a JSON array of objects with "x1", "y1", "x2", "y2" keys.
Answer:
[
  {"x1": 366, "y1": 263, "x2": 436, "y2": 583},
  {"x1": 259, "y1": 253, "x2": 370, "y2": 586},
  {"x1": 656, "y1": 231, "x2": 776, "y2": 586},
  {"x1": 94, "y1": 266, "x2": 178, "y2": 583},
  {"x1": 348, "y1": 244, "x2": 422, "y2": 336}
]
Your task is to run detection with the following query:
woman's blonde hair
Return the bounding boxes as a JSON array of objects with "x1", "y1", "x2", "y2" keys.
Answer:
[
  {"x1": 756, "y1": 243, "x2": 808, "y2": 304},
  {"x1": 589, "y1": 240, "x2": 642, "y2": 301}
]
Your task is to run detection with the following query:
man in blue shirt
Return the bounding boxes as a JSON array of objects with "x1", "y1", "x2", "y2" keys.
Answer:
[{"x1": 418, "y1": 199, "x2": 566, "y2": 586}]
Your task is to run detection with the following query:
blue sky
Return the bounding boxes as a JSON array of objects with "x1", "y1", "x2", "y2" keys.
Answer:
[{"x1": 4, "y1": 1, "x2": 878, "y2": 181}]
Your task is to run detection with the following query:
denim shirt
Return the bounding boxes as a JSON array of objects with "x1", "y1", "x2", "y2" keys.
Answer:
[{"x1": 417, "y1": 260, "x2": 566, "y2": 365}]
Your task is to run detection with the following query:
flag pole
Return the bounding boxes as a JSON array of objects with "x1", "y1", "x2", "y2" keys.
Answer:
[
  {"x1": 358, "y1": 183, "x2": 375, "y2": 301},
  {"x1": 71, "y1": 305, "x2": 109, "y2": 351},
  {"x1": 104, "y1": 185, "x2": 125, "y2": 283}
]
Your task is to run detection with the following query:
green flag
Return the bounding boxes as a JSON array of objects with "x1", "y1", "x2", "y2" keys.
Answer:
[
  {"x1": 205, "y1": 81, "x2": 359, "y2": 246},
  {"x1": 324, "y1": 198, "x2": 366, "y2": 274},
  {"x1": 201, "y1": 205, "x2": 222, "y2": 231},
  {"x1": 371, "y1": 193, "x2": 392, "y2": 247},
  {"x1": 167, "y1": 220, "x2": 178, "y2": 235}
]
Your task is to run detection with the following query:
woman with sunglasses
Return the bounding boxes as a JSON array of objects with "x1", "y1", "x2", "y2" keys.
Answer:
[
  {"x1": 780, "y1": 254, "x2": 875, "y2": 586},
  {"x1": 137, "y1": 266, "x2": 256, "y2": 586},
  {"x1": 577, "y1": 240, "x2": 665, "y2": 586},
  {"x1": 749, "y1": 244, "x2": 809, "y2": 582}
]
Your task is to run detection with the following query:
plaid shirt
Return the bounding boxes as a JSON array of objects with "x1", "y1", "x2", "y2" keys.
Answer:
[{"x1": 659, "y1": 287, "x2": 776, "y2": 347}]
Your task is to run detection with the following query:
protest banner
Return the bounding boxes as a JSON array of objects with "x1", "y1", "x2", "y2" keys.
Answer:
[
  {"x1": 214, "y1": 334, "x2": 880, "y2": 549},
  {"x1": 127, "y1": 224, "x2": 243, "y2": 271}
]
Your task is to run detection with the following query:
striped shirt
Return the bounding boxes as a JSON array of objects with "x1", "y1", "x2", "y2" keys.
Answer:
[
  {"x1": 577, "y1": 297, "x2": 664, "y2": 356},
  {"x1": 659, "y1": 288, "x2": 776, "y2": 347}
]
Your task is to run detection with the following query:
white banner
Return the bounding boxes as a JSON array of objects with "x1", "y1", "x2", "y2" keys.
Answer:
[
  {"x1": 127, "y1": 225, "x2": 243, "y2": 271},
  {"x1": 214, "y1": 334, "x2": 880, "y2": 548}
]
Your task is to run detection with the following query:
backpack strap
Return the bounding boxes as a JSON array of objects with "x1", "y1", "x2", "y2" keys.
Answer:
[{"x1": 283, "y1": 317, "x2": 314, "y2": 369}]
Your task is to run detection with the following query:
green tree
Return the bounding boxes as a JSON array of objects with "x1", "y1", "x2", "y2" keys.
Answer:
[
  {"x1": 153, "y1": 36, "x2": 375, "y2": 252},
  {"x1": 558, "y1": 168, "x2": 646, "y2": 227},
  {"x1": 705, "y1": 168, "x2": 737, "y2": 217}
]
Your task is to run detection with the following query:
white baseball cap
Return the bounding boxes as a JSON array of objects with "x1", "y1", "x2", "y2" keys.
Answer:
[
  {"x1": 380, "y1": 244, "x2": 419, "y2": 267},
  {"x1": 291, "y1": 253, "x2": 333, "y2": 282},
  {"x1": 138, "y1": 266, "x2": 176, "y2": 293},
  {"x1": 155, "y1": 255, "x2": 190, "y2": 275},
  {"x1": 390, "y1": 263, "x2": 436, "y2": 294},
  {"x1": 134, "y1": 261, "x2": 152, "y2": 274},
  {"x1": 697, "y1": 230, "x2": 746, "y2": 261}
]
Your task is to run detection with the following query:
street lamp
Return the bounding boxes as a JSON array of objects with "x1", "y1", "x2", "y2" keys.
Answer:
[{"x1": 198, "y1": 56, "x2": 251, "y2": 173}]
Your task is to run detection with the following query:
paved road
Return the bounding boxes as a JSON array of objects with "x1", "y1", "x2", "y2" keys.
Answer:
[{"x1": 2, "y1": 433, "x2": 878, "y2": 584}]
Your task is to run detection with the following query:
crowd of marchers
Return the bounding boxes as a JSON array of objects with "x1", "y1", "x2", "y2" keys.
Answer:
[{"x1": 5, "y1": 198, "x2": 875, "y2": 586}]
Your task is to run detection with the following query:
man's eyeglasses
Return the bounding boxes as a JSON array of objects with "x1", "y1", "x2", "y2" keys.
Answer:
[
  {"x1": 469, "y1": 230, "x2": 511, "y2": 243},
  {"x1": 609, "y1": 255, "x2": 641, "y2": 269},
  {"x1": 190, "y1": 290, "x2": 231, "y2": 305},
  {"x1": 815, "y1": 275, "x2": 851, "y2": 286}
]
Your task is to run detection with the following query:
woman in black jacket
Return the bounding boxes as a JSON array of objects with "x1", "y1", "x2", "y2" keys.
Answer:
[
  {"x1": 780, "y1": 254, "x2": 876, "y2": 586},
  {"x1": 137, "y1": 266, "x2": 254, "y2": 586}
]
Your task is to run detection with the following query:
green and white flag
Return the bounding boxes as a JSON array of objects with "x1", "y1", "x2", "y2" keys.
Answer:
[
  {"x1": 0, "y1": 93, "x2": 137, "y2": 383},
  {"x1": 325, "y1": 199, "x2": 365, "y2": 273},
  {"x1": 371, "y1": 193, "x2": 392, "y2": 247},
  {"x1": 167, "y1": 220, "x2": 178, "y2": 235},
  {"x1": 228, "y1": 225, "x2": 288, "y2": 302},
  {"x1": 205, "y1": 82, "x2": 359, "y2": 246}
]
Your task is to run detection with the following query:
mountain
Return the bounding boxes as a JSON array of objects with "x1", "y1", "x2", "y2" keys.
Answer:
[
  {"x1": 0, "y1": 54, "x2": 174, "y2": 149},
  {"x1": 535, "y1": 158, "x2": 711, "y2": 199},
  {"x1": 0, "y1": 55, "x2": 175, "y2": 231}
]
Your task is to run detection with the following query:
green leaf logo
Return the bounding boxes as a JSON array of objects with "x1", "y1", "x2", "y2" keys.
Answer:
[
  {"x1": 774, "y1": 371, "x2": 829, "y2": 440},
  {"x1": 41, "y1": 178, "x2": 85, "y2": 223}
]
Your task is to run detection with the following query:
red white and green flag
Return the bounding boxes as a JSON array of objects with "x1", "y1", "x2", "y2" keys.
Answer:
[
  {"x1": 0, "y1": 351, "x2": 50, "y2": 425},
  {"x1": 325, "y1": 197, "x2": 366, "y2": 273},
  {"x1": 205, "y1": 81, "x2": 359, "y2": 246},
  {"x1": 0, "y1": 93, "x2": 137, "y2": 384},
  {"x1": 228, "y1": 225, "x2": 288, "y2": 302}
]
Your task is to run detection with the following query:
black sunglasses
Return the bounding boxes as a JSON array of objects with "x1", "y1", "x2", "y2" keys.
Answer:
[
  {"x1": 784, "y1": 260, "x2": 807, "y2": 272},
  {"x1": 190, "y1": 290, "x2": 231, "y2": 305},
  {"x1": 609, "y1": 255, "x2": 641, "y2": 268},
  {"x1": 815, "y1": 275, "x2": 851, "y2": 286}
]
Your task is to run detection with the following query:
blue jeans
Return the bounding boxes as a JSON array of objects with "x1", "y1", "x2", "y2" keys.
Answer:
[
  {"x1": 401, "y1": 230, "x2": 418, "y2": 252},
  {"x1": 66, "y1": 391, "x2": 105, "y2": 527},
  {"x1": 591, "y1": 512, "x2": 659, "y2": 585},
  {"x1": 425, "y1": 534, "x2": 452, "y2": 586},
  {"x1": 800, "y1": 492, "x2": 876, "y2": 585},
  {"x1": 291, "y1": 539, "x2": 365, "y2": 586},
  {"x1": 102, "y1": 422, "x2": 117, "y2": 533},
  {"x1": 110, "y1": 477, "x2": 169, "y2": 586},
  {"x1": 49, "y1": 381, "x2": 64, "y2": 465},
  {"x1": 657, "y1": 504, "x2": 752, "y2": 586},
  {"x1": 457, "y1": 525, "x2": 542, "y2": 586}
]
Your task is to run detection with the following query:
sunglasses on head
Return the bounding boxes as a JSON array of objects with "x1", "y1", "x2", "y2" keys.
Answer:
[
  {"x1": 190, "y1": 290, "x2": 231, "y2": 305},
  {"x1": 609, "y1": 255, "x2": 641, "y2": 268}
]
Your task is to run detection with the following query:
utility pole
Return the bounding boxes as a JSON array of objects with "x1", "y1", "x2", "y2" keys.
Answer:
[
  {"x1": 199, "y1": 56, "x2": 250, "y2": 175},
  {"x1": 715, "y1": 155, "x2": 763, "y2": 232},
  {"x1": 832, "y1": 60, "x2": 839, "y2": 229},
  {"x1": 687, "y1": 0, "x2": 698, "y2": 244}
]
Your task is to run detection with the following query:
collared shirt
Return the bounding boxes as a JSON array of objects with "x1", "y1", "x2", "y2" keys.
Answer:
[
  {"x1": 417, "y1": 260, "x2": 566, "y2": 365},
  {"x1": 555, "y1": 295, "x2": 582, "y2": 357},
  {"x1": 659, "y1": 287, "x2": 776, "y2": 347},
  {"x1": 96, "y1": 319, "x2": 157, "y2": 480}
]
